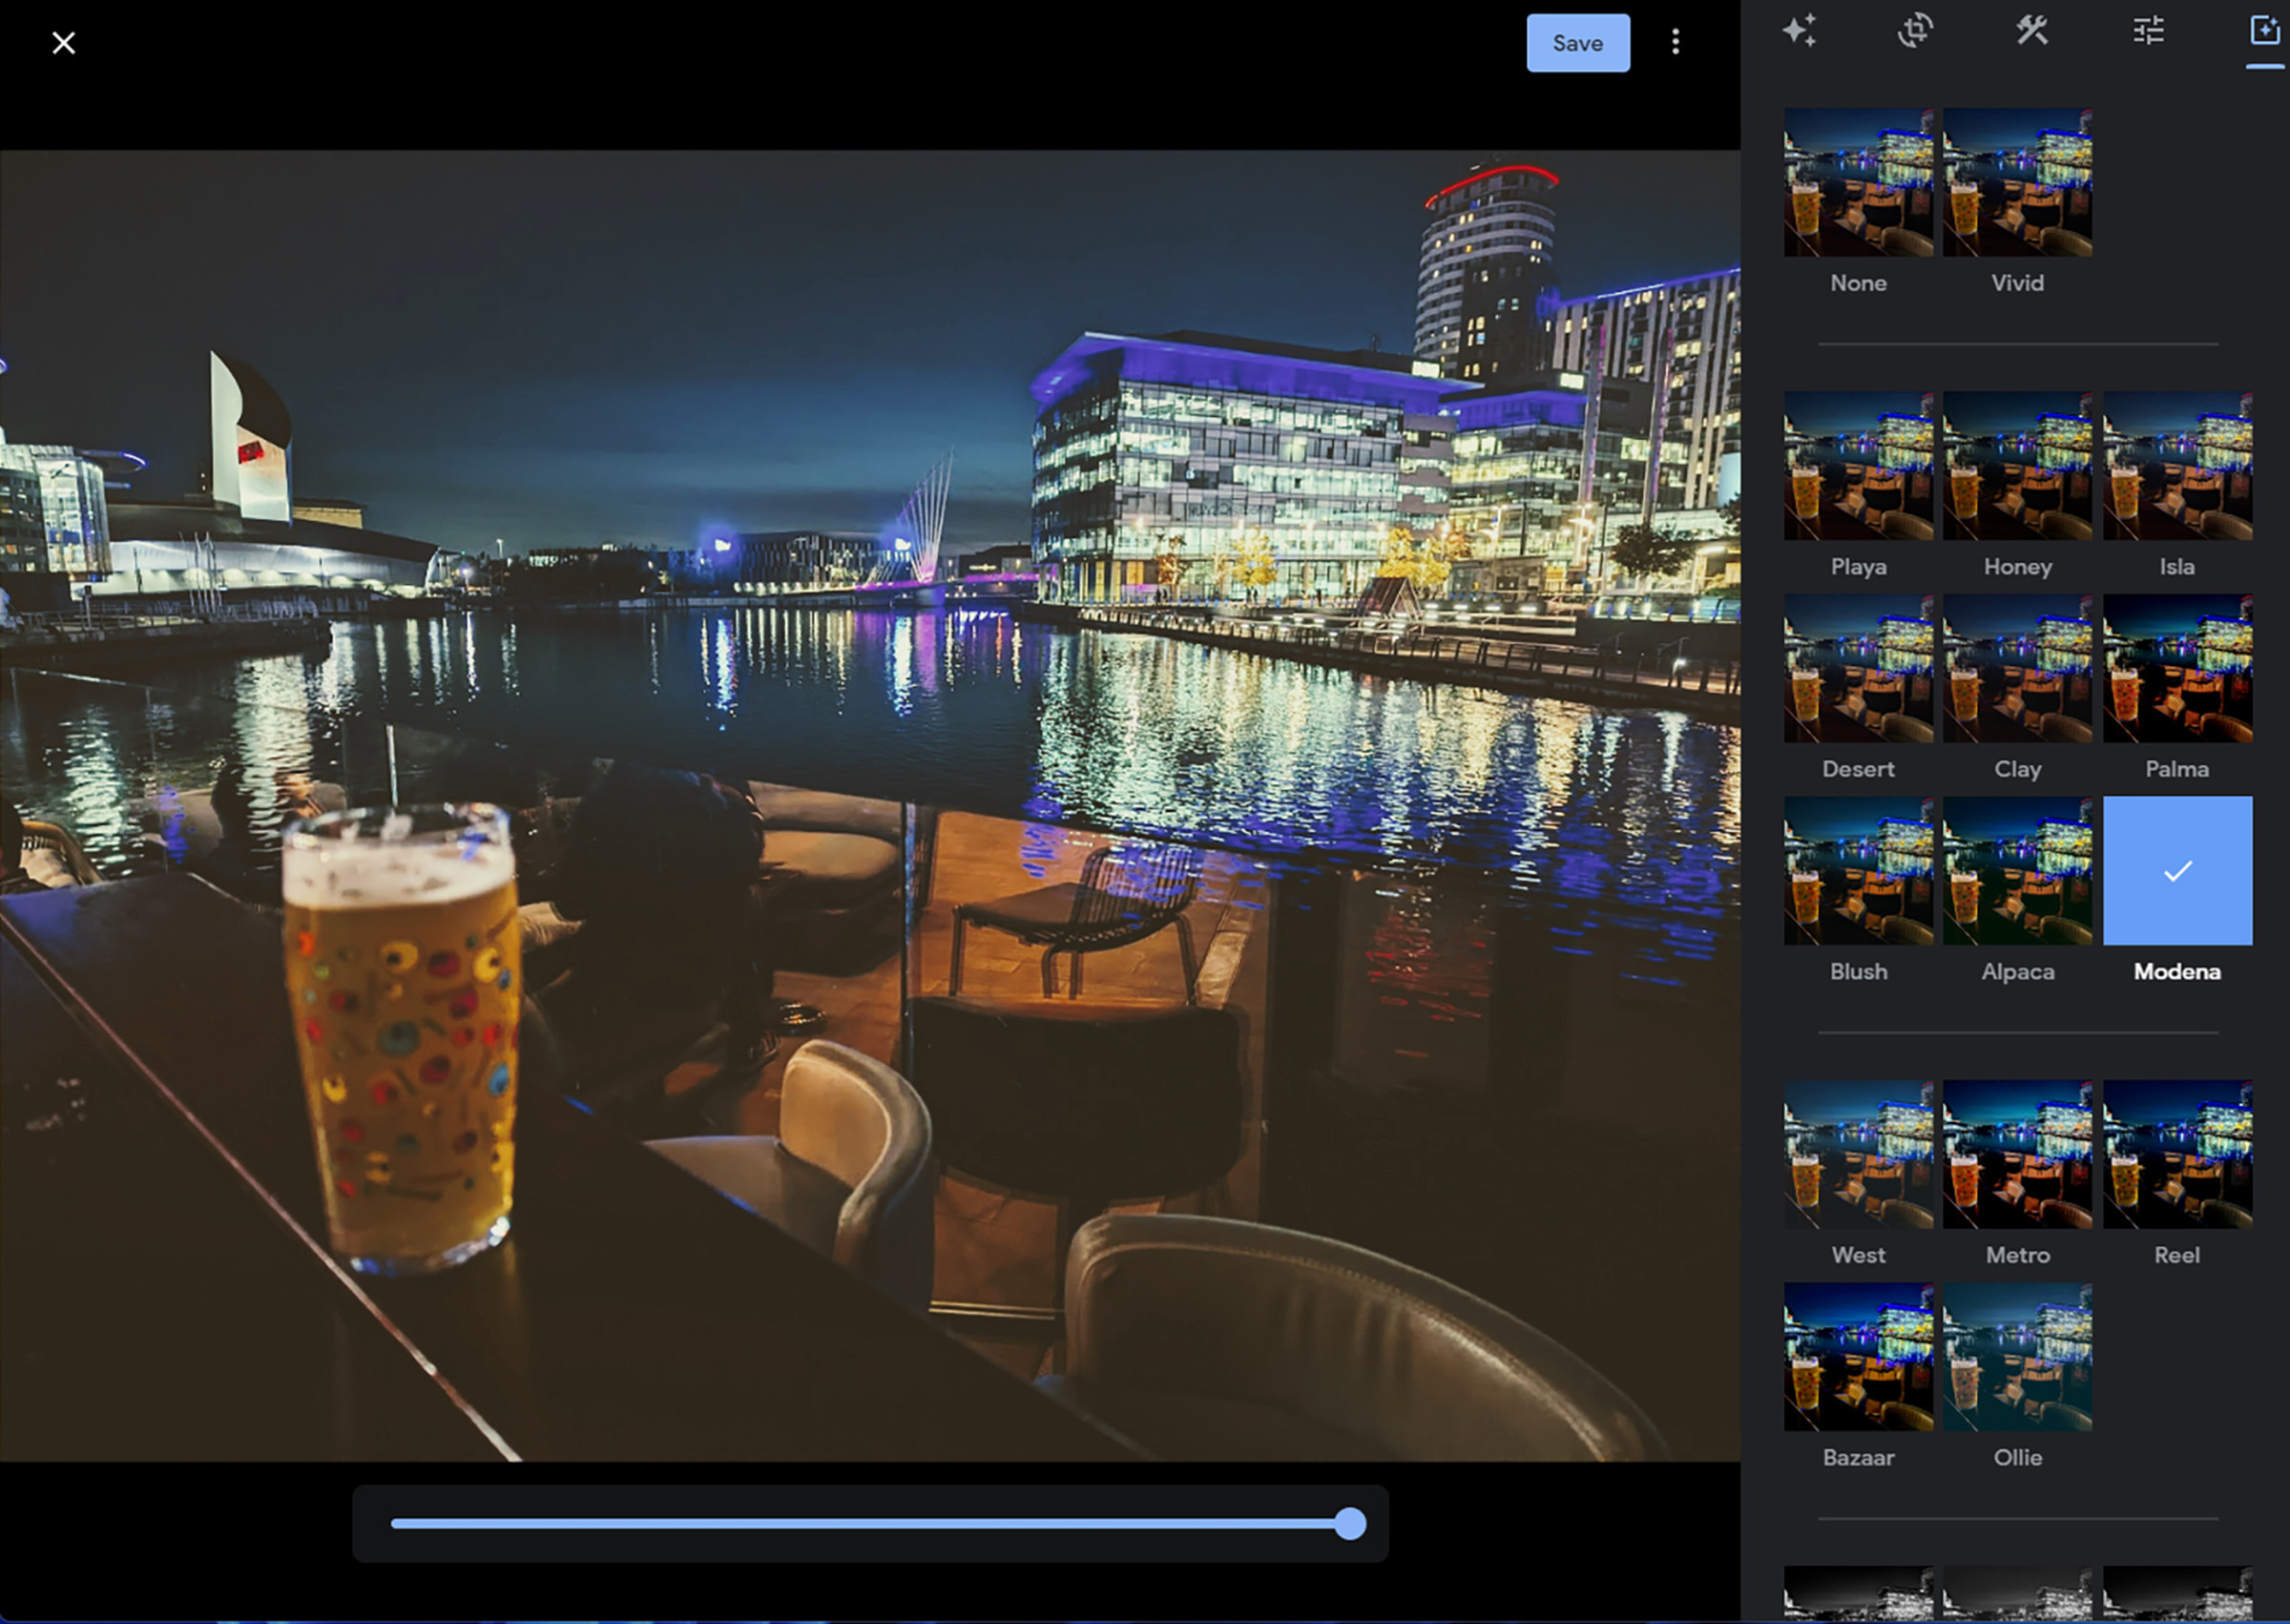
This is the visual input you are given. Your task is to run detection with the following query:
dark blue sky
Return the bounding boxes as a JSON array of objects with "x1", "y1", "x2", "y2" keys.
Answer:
[
  {"x1": 2105, "y1": 593, "x2": 2252, "y2": 639},
  {"x1": 2106, "y1": 390, "x2": 2251, "y2": 440},
  {"x1": 1786, "y1": 594, "x2": 1930, "y2": 639},
  {"x1": 0, "y1": 150, "x2": 1739, "y2": 556},
  {"x1": 1943, "y1": 1280, "x2": 2087, "y2": 1330},
  {"x1": 1944, "y1": 391, "x2": 2088, "y2": 441},
  {"x1": 1943, "y1": 1079, "x2": 2087, "y2": 1124},
  {"x1": 2104, "y1": 1079, "x2": 2249, "y2": 1123},
  {"x1": 1786, "y1": 797, "x2": 1927, "y2": 843},
  {"x1": 1786, "y1": 1281, "x2": 1929, "y2": 1325},
  {"x1": 1946, "y1": 108, "x2": 2089, "y2": 152},
  {"x1": 1945, "y1": 594, "x2": 2086, "y2": 639},
  {"x1": 1943, "y1": 797, "x2": 2087, "y2": 844},
  {"x1": 1786, "y1": 392, "x2": 1929, "y2": 440},
  {"x1": 1785, "y1": 110, "x2": 1930, "y2": 151},
  {"x1": 1790, "y1": 1079, "x2": 1929, "y2": 1125}
]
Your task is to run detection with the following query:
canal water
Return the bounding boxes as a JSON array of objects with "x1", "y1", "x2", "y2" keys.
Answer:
[{"x1": 5, "y1": 605, "x2": 1740, "y2": 923}]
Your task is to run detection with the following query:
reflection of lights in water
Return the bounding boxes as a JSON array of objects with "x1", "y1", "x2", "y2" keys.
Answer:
[
  {"x1": 503, "y1": 620, "x2": 519, "y2": 697},
  {"x1": 711, "y1": 614, "x2": 738, "y2": 716},
  {"x1": 465, "y1": 614, "x2": 480, "y2": 698},
  {"x1": 889, "y1": 615, "x2": 914, "y2": 717}
]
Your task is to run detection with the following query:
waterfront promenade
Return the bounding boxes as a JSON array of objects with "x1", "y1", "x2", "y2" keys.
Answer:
[{"x1": 1019, "y1": 603, "x2": 1741, "y2": 724}]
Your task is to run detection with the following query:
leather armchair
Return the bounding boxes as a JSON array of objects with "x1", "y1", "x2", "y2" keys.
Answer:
[
  {"x1": 648, "y1": 1041, "x2": 938, "y2": 1312},
  {"x1": 2038, "y1": 1198, "x2": 2092, "y2": 1229},
  {"x1": 1036, "y1": 1213, "x2": 1669, "y2": 1462}
]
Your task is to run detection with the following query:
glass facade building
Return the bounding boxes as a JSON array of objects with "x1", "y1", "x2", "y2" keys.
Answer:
[
  {"x1": 1549, "y1": 268, "x2": 1743, "y2": 511},
  {"x1": 1029, "y1": 331, "x2": 1470, "y2": 605},
  {"x1": 1415, "y1": 161, "x2": 1560, "y2": 378},
  {"x1": 0, "y1": 441, "x2": 112, "y2": 577}
]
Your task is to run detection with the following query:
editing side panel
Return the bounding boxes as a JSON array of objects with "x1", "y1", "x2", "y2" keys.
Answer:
[{"x1": 1743, "y1": 7, "x2": 2277, "y2": 1621}]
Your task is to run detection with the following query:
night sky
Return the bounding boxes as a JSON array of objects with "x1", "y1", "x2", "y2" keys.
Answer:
[
  {"x1": 1942, "y1": 1280, "x2": 2087, "y2": 1330},
  {"x1": 1787, "y1": 1280, "x2": 1928, "y2": 1327},
  {"x1": 1944, "y1": 1567, "x2": 2088, "y2": 1609},
  {"x1": 1943, "y1": 797, "x2": 2088, "y2": 844},
  {"x1": 2106, "y1": 390, "x2": 2252, "y2": 440},
  {"x1": 1786, "y1": 594, "x2": 1930, "y2": 639},
  {"x1": 1783, "y1": 1568, "x2": 1929, "y2": 1609},
  {"x1": 1946, "y1": 108, "x2": 2089, "y2": 152},
  {"x1": 1944, "y1": 594, "x2": 2087, "y2": 640},
  {"x1": 1944, "y1": 391, "x2": 2088, "y2": 441},
  {"x1": 1786, "y1": 796, "x2": 1928, "y2": 844},
  {"x1": 0, "y1": 150, "x2": 1739, "y2": 556},
  {"x1": 2103, "y1": 1568, "x2": 2248, "y2": 1609},
  {"x1": 1786, "y1": 392, "x2": 1930, "y2": 440},
  {"x1": 2105, "y1": 1079, "x2": 2250, "y2": 1124},
  {"x1": 1943, "y1": 1079, "x2": 2088, "y2": 1125},
  {"x1": 1791, "y1": 1079, "x2": 1928, "y2": 1125},
  {"x1": 2105, "y1": 593, "x2": 2252, "y2": 639},
  {"x1": 1785, "y1": 110, "x2": 1931, "y2": 152}
]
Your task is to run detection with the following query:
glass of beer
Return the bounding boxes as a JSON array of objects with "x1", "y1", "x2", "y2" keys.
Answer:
[
  {"x1": 1950, "y1": 1155, "x2": 1981, "y2": 1207},
  {"x1": 1791, "y1": 668, "x2": 1824, "y2": 723},
  {"x1": 2111, "y1": 1156, "x2": 2141, "y2": 1210},
  {"x1": 1951, "y1": 1358, "x2": 1981, "y2": 1412},
  {"x1": 1949, "y1": 666, "x2": 1983, "y2": 724},
  {"x1": 1950, "y1": 468, "x2": 1982, "y2": 523},
  {"x1": 1792, "y1": 468, "x2": 1823, "y2": 519},
  {"x1": 2112, "y1": 665, "x2": 2143, "y2": 725},
  {"x1": 1790, "y1": 183, "x2": 1822, "y2": 236},
  {"x1": 1949, "y1": 184, "x2": 1981, "y2": 236},
  {"x1": 1791, "y1": 869, "x2": 1823, "y2": 927},
  {"x1": 1951, "y1": 872, "x2": 1983, "y2": 927},
  {"x1": 1790, "y1": 1359, "x2": 1822, "y2": 1409},
  {"x1": 2111, "y1": 468, "x2": 2143, "y2": 524},
  {"x1": 1792, "y1": 1156, "x2": 1822, "y2": 1207},
  {"x1": 282, "y1": 804, "x2": 522, "y2": 1276}
]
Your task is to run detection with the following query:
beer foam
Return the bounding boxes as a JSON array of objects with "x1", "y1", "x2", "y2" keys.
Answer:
[{"x1": 282, "y1": 833, "x2": 515, "y2": 909}]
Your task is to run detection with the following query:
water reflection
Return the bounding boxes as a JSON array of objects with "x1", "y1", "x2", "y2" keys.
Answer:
[{"x1": 2, "y1": 608, "x2": 1739, "y2": 926}]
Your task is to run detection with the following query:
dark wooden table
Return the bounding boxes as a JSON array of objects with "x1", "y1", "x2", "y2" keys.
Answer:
[{"x1": 1, "y1": 875, "x2": 1133, "y2": 1462}]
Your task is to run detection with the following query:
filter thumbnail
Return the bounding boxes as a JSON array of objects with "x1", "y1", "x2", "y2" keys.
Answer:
[
  {"x1": 2101, "y1": 1080, "x2": 2254, "y2": 1229},
  {"x1": 2100, "y1": 1566, "x2": 2255, "y2": 1619},
  {"x1": 1786, "y1": 392, "x2": 1937, "y2": 541},
  {"x1": 1940, "y1": 797, "x2": 2094, "y2": 947},
  {"x1": 1941, "y1": 1280, "x2": 2092, "y2": 1431},
  {"x1": 1942, "y1": 392, "x2": 2096, "y2": 541},
  {"x1": 1939, "y1": 1564, "x2": 2095, "y2": 1620},
  {"x1": 1783, "y1": 1283, "x2": 1937, "y2": 1434},
  {"x1": 1784, "y1": 1081, "x2": 1937, "y2": 1231},
  {"x1": 1940, "y1": 594, "x2": 2094, "y2": 744},
  {"x1": 2101, "y1": 594, "x2": 2253, "y2": 743},
  {"x1": 1784, "y1": 594, "x2": 1937, "y2": 743},
  {"x1": 1785, "y1": 1568, "x2": 1939, "y2": 1621},
  {"x1": 1940, "y1": 1080, "x2": 2094, "y2": 1231},
  {"x1": 1942, "y1": 108, "x2": 2092, "y2": 257},
  {"x1": 2102, "y1": 391, "x2": 2255, "y2": 540},
  {"x1": 1784, "y1": 797, "x2": 1937, "y2": 947},
  {"x1": 1785, "y1": 109, "x2": 1938, "y2": 258}
]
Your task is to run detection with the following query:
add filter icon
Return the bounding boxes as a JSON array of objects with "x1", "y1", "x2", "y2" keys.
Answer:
[{"x1": 2257, "y1": 14, "x2": 2283, "y2": 44}]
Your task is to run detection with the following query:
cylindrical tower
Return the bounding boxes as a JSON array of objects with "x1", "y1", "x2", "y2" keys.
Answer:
[{"x1": 1414, "y1": 158, "x2": 1560, "y2": 380}]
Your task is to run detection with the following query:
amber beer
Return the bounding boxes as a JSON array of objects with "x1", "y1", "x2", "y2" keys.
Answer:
[
  {"x1": 1792, "y1": 670, "x2": 1824, "y2": 722},
  {"x1": 1951, "y1": 872, "x2": 1983, "y2": 926},
  {"x1": 2112, "y1": 666, "x2": 2143, "y2": 724},
  {"x1": 1949, "y1": 668, "x2": 1982, "y2": 723},
  {"x1": 1950, "y1": 468, "x2": 1982, "y2": 522},
  {"x1": 1950, "y1": 1155, "x2": 1981, "y2": 1207},
  {"x1": 1791, "y1": 870, "x2": 1823, "y2": 926},
  {"x1": 282, "y1": 805, "x2": 521, "y2": 1275},
  {"x1": 1791, "y1": 468, "x2": 1823, "y2": 519},
  {"x1": 1952, "y1": 1358, "x2": 1981, "y2": 1411},
  {"x1": 1790, "y1": 1359, "x2": 1822, "y2": 1409},
  {"x1": 1949, "y1": 183, "x2": 1980, "y2": 236},
  {"x1": 1790, "y1": 183, "x2": 1822, "y2": 236},
  {"x1": 2112, "y1": 468, "x2": 2143, "y2": 525},
  {"x1": 2111, "y1": 1156, "x2": 2142, "y2": 1209},
  {"x1": 1791, "y1": 1156, "x2": 1822, "y2": 1207}
]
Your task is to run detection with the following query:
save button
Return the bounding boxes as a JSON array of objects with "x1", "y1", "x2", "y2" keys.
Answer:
[{"x1": 1527, "y1": 13, "x2": 1632, "y2": 71}]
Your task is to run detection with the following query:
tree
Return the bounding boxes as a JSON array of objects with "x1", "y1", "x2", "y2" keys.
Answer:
[
  {"x1": 1608, "y1": 525, "x2": 1697, "y2": 580},
  {"x1": 1154, "y1": 533, "x2": 1189, "y2": 588},
  {"x1": 1237, "y1": 533, "x2": 1279, "y2": 590},
  {"x1": 1718, "y1": 495, "x2": 1742, "y2": 539}
]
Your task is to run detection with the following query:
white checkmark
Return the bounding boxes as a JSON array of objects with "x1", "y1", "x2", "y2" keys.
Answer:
[{"x1": 2164, "y1": 861, "x2": 2194, "y2": 882}]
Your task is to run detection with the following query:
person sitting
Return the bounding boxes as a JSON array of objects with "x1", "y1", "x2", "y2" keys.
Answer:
[
  {"x1": 530, "y1": 763, "x2": 775, "y2": 1125},
  {"x1": 1, "y1": 803, "x2": 52, "y2": 896}
]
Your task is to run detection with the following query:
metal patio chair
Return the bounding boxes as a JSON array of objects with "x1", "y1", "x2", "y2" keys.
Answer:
[{"x1": 949, "y1": 843, "x2": 1205, "y2": 1002}]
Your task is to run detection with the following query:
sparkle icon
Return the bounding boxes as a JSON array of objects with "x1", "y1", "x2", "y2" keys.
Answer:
[{"x1": 1783, "y1": 13, "x2": 1817, "y2": 44}]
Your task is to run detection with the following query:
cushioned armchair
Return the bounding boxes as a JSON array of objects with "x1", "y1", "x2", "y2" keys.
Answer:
[
  {"x1": 1035, "y1": 1213, "x2": 1669, "y2": 1462},
  {"x1": 745, "y1": 785, "x2": 935, "y2": 971},
  {"x1": 647, "y1": 1041, "x2": 938, "y2": 1311}
]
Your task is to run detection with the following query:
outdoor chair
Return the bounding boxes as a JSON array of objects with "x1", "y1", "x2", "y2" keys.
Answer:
[{"x1": 949, "y1": 842, "x2": 1205, "y2": 1002}]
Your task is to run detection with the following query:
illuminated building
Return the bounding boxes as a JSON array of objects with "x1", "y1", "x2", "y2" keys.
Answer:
[
  {"x1": 0, "y1": 439, "x2": 112, "y2": 582},
  {"x1": 1548, "y1": 268, "x2": 1742, "y2": 510},
  {"x1": 726, "y1": 531, "x2": 885, "y2": 589},
  {"x1": 209, "y1": 351, "x2": 293, "y2": 522},
  {"x1": 1029, "y1": 330, "x2": 1468, "y2": 604},
  {"x1": 2037, "y1": 1101, "x2": 2092, "y2": 1139},
  {"x1": 1876, "y1": 413, "x2": 1937, "y2": 468},
  {"x1": 1415, "y1": 159, "x2": 1560, "y2": 379},
  {"x1": 2033, "y1": 412, "x2": 2093, "y2": 466},
  {"x1": 2199, "y1": 1101, "x2": 2254, "y2": 1139},
  {"x1": 1876, "y1": 615, "x2": 1935, "y2": 656},
  {"x1": 2033, "y1": 819, "x2": 2093, "y2": 875},
  {"x1": 1880, "y1": 1302, "x2": 1934, "y2": 1342},
  {"x1": 2035, "y1": 615, "x2": 2092, "y2": 656},
  {"x1": 2037, "y1": 129, "x2": 2093, "y2": 167},
  {"x1": 2034, "y1": 1302, "x2": 2092, "y2": 1343},
  {"x1": 292, "y1": 498, "x2": 365, "y2": 528},
  {"x1": 1878, "y1": 129, "x2": 1935, "y2": 164},
  {"x1": 1875, "y1": 817, "x2": 1935, "y2": 872},
  {"x1": 2196, "y1": 616, "x2": 2254, "y2": 656},
  {"x1": 1879, "y1": 1100, "x2": 1934, "y2": 1136},
  {"x1": 2196, "y1": 412, "x2": 2255, "y2": 471}
]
